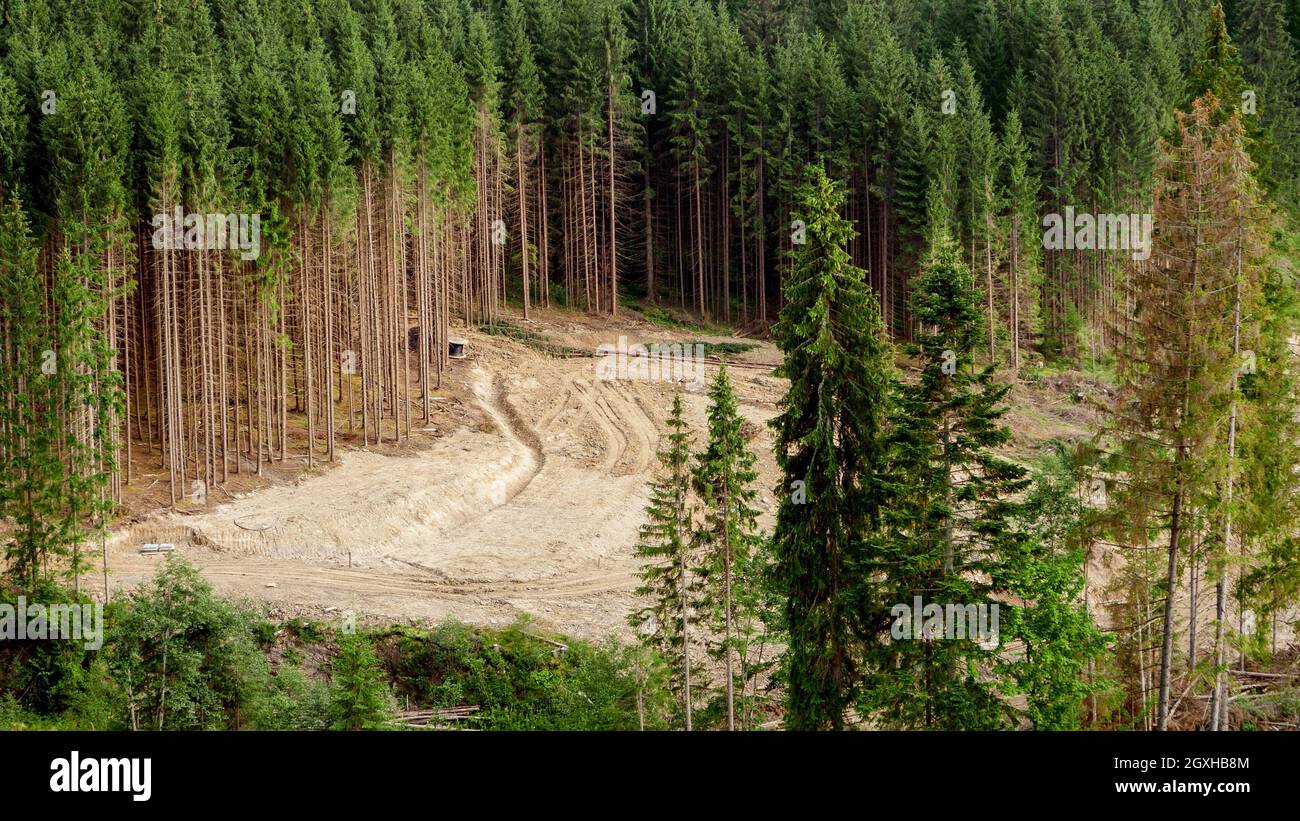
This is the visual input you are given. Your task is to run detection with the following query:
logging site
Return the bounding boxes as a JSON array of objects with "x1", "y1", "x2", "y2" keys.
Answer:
[{"x1": 3, "y1": 0, "x2": 1300, "y2": 755}]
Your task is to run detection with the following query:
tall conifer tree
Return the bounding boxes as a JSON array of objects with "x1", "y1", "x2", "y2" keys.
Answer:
[{"x1": 770, "y1": 165, "x2": 891, "y2": 730}]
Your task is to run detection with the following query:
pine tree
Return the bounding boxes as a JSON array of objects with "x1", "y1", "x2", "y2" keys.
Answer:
[
  {"x1": 957, "y1": 56, "x2": 1000, "y2": 362},
  {"x1": 630, "y1": 391, "x2": 698, "y2": 730},
  {"x1": 969, "y1": 0, "x2": 1008, "y2": 121},
  {"x1": 39, "y1": 35, "x2": 126, "y2": 590},
  {"x1": 0, "y1": 199, "x2": 65, "y2": 587},
  {"x1": 865, "y1": 236, "x2": 1022, "y2": 730},
  {"x1": 922, "y1": 55, "x2": 960, "y2": 251},
  {"x1": 1002, "y1": 451, "x2": 1110, "y2": 729},
  {"x1": 1139, "y1": 0, "x2": 1183, "y2": 135},
  {"x1": 501, "y1": 0, "x2": 543, "y2": 316},
  {"x1": 1027, "y1": 0, "x2": 1085, "y2": 360},
  {"x1": 859, "y1": 16, "x2": 913, "y2": 335},
  {"x1": 690, "y1": 364, "x2": 762, "y2": 730},
  {"x1": 667, "y1": 0, "x2": 713, "y2": 317},
  {"x1": 1186, "y1": 2, "x2": 1248, "y2": 117},
  {"x1": 729, "y1": 32, "x2": 772, "y2": 325},
  {"x1": 1237, "y1": 250, "x2": 1300, "y2": 653},
  {"x1": 0, "y1": 62, "x2": 24, "y2": 200},
  {"x1": 999, "y1": 108, "x2": 1041, "y2": 372},
  {"x1": 893, "y1": 105, "x2": 933, "y2": 283},
  {"x1": 1235, "y1": 0, "x2": 1300, "y2": 207},
  {"x1": 770, "y1": 165, "x2": 892, "y2": 730},
  {"x1": 329, "y1": 632, "x2": 394, "y2": 730},
  {"x1": 1105, "y1": 95, "x2": 1262, "y2": 730}
]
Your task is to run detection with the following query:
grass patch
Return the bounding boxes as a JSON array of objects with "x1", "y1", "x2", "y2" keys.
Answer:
[
  {"x1": 285, "y1": 617, "x2": 328, "y2": 644},
  {"x1": 634, "y1": 302, "x2": 733, "y2": 335},
  {"x1": 478, "y1": 320, "x2": 585, "y2": 357},
  {"x1": 665, "y1": 339, "x2": 759, "y2": 359}
]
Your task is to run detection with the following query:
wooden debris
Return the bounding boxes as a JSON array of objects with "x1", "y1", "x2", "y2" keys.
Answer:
[{"x1": 388, "y1": 705, "x2": 481, "y2": 730}]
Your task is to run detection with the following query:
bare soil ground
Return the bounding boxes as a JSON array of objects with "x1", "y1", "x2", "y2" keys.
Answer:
[{"x1": 93, "y1": 306, "x2": 786, "y2": 640}]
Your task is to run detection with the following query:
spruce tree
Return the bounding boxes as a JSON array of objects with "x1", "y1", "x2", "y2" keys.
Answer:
[
  {"x1": 0, "y1": 63, "x2": 24, "y2": 200},
  {"x1": 770, "y1": 165, "x2": 892, "y2": 730},
  {"x1": 1186, "y1": 2, "x2": 1248, "y2": 117},
  {"x1": 329, "y1": 632, "x2": 394, "y2": 730},
  {"x1": 1237, "y1": 253, "x2": 1300, "y2": 651},
  {"x1": 865, "y1": 235, "x2": 1022, "y2": 730},
  {"x1": 1235, "y1": 0, "x2": 1300, "y2": 207},
  {"x1": 630, "y1": 391, "x2": 699, "y2": 730},
  {"x1": 1105, "y1": 95, "x2": 1263, "y2": 730},
  {"x1": 667, "y1": 0, "x2": 713, "y2": 317},
  {"x1": 999, "y1": 108, "x2": 1041, "y2": 372},
  {"x1": 957, "y1": 56, "x2": 1000, "y2": 362},
  {"x1": 500, "y1": 0, "x2": 543, "y2": 314},
  {"x1": 690, "y1": 364, "x2": 762, "y2": 730},
  {"x1": 0, "y1": 199, "x2": 64, "y2": 587}
]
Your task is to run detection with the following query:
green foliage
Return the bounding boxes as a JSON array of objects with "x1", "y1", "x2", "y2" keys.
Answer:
[
  {"x1": 1002, "y1": 451, "x2": 1112, "y2": 729},
  {"x1": 2, "y1": 0, "x2": 1297, "y2": 737},
  {"x1": 329, "y1": 630, "x2": 394, "y2": 730},
  {"x1": 0, "y1": 579, "x2": 97, "y2": 715},
  {"x1": 630, "y1": 392, "x2": 699, "y2": 728},
  {"x1": 0, "y1": 693, "x2": 66, "y2": 730},
  {"x1": 250, "y1": 663, "x2": 332, "y2": 731},
  {"x1": 771, "y1": 165, "x2": 892, "y2": 729},
  {"x1": 0, "y1": 200, "x2": 68, "y2": 586},
  {"x1": 1187, "y1": 2, "x2": 1249, "y2": 117},
  {"x1": 0, "y1": 572, "x2": 656, "y2": 731},
  {"x1": 691, "y1": 365, "x2": 769, "y2": 727},
  {"x1": 645, "y1": 339, "x2": 757, "y2": 359},
  {"x1": 385, "y1": 618, "x2": 653, "y2": 730},
  {"x1": 865, "y1": 236, "x2": 1020, "y2": 730},
  {"x1": 1237, "y1": 224, "x2": 1300, "y2": 636},
  {"x1": 105, "y1": 555, "x2": 271, "y2": 730},
  {"x1": 1235, "y1": 0, "x2": 1300, "y2": 207},
  {"x1": 0, "y1": 62, "x2": 26, "y2": 198},
  {"x1": 477, "y1": 319, "x2": 585, "y2": 356},
  {"x1": 285, "y1": 617, "x2": 329, "y2": 645}
]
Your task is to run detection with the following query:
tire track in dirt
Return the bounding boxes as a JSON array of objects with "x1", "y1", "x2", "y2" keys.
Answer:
[
  {"x1": 570, "y1": 379, "x2": 625, "y2": 473},
  {"x1": 484, "y1": 369, "x2": 546, "y2": 488},
  {"x1": 95, "y1": 325, "x2": 788, "y2": 640},
  {"x1": 188, "y1": 560, "x2": 635, "y2": 599},
  {"x1": 605, "y1": 382, "x2": 657, "y2": 474},
  {"x1": 97, "y1": 350, "x2": 663, "y2": 638}
]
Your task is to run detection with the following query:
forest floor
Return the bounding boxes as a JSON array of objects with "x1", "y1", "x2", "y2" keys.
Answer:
[{"x1": 90, "y1": 302, "x2": 1112, "y2": 641}]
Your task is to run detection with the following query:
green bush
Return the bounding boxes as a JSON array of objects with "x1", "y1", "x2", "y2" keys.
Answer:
[
  {"x1": 103, "y1": 556, "x2": 274, "y2": 730},
  {"x1": 0, "y1": 579, "x2": 97, "y2": 715},
  {"x1": 1, "y1": 567, "x2": 665, "y2": 731},
  {"x1": 329, "y1": 631, "x2": 394, "y2": 730},
  {"x1": 384, "y1": 617, "x2": 648, "y2": 730},
  {"x1": 251, "y1": 664, "x2": 331, "y2": 730}
]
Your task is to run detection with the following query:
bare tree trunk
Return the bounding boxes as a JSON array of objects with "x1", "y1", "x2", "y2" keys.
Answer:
[
  {"x1": 1157, "y1": 454, "x2": 1185, "y2": 731},
  {"x1": 681, "y1": 549, "x2": 692, "y2": 732},
  {"x1": 607, "y1": 72, "x2": 618, "y2": 316},
  {"x1": 1210, "y1": 225, "x2": 1244, "y2": 731},
  {"x1": 518, "y1": 130, "x2": 531, "y2": 320}
]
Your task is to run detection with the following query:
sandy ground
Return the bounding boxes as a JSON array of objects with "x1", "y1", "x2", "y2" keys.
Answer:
[{"x1": 93, "y1": 310, "x2": 785, "y2": 640}]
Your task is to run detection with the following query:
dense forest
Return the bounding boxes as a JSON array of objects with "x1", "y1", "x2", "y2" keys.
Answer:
[{"x1": 2, "y1": 0, "x2": 1300, "y2": 731}]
